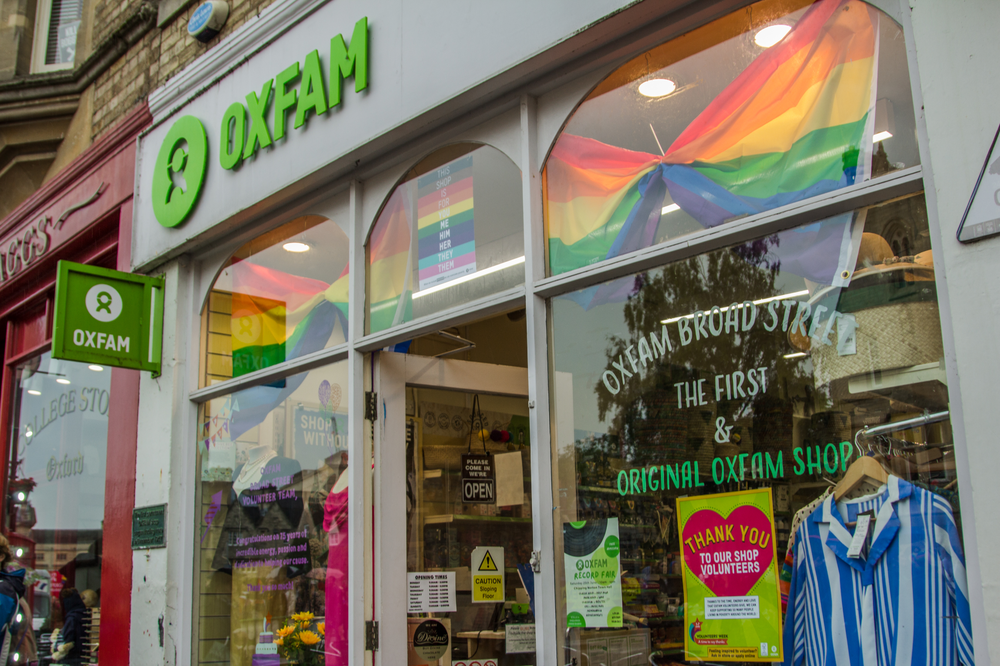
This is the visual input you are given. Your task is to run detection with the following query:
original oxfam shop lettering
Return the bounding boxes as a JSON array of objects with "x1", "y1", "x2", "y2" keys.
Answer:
[
  {"x1": 602, "y1": 296, "x2": 861, "y2": 494},
  {"x1": 52, "y1": 261, "x2": 164, "y2": 374},
  {"x1": 151, "y1": 16, "x2": 369, "y2": 229}
]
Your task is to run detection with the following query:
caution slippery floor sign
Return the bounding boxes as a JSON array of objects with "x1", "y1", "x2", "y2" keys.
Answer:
[{"x1": 471, "y1": 546, "x2": 504, "y2": 603}]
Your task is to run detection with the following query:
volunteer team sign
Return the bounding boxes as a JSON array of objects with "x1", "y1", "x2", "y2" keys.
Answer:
[
  {"x1": 677, "y1": 488, "x2": 782, "y2": 662},
  {"x1": 52, "y1": 261, "x2": 164, "y2": 374}
]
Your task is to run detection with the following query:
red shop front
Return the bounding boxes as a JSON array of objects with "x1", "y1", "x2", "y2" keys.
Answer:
[{"x1": 0, "y1": 103, "x2": 149, "y2": 665}]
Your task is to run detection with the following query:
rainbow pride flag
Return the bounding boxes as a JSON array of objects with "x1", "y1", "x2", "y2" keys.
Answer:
[
  {"x1": 368, "y1": 187, "x2": 414, "y2": 333},
  {"x1": 545, "y1": 0, "x2": 877, "y2": 280},
  {"x1": 226, "y1": 262, "x2": 348, "y2": 440},
  {"x1": 230, "y1": 261, "x2": 348, "y2": 378}
]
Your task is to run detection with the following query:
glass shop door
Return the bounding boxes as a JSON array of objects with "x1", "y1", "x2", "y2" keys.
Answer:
[{"x1": 376, "y1": 352, "x2": 535, "y2": 666}]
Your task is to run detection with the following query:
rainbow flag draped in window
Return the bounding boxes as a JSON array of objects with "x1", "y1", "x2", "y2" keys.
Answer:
[
  {"x1": 545, "y1": 0, "x2": 877, "y2": 284},
  {"x1": 231, "y1": 261, "x2": 348, "y2": 377},
  {"x1": 226, "y1": 261, "x2": 348, "y2": 441},
  {"x1": 368, "y1": 187, "x2": 414, "y2": 333}
]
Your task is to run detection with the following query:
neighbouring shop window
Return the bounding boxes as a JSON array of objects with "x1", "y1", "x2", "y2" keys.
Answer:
[
  {"x1": 7, "y1": 352, "x2": 109, "y2": 663},
  {"x1": 32, "y1": 0, "x2": 81, "y2": 72},
  {"x1": 196, "y1": 360, "x2": 349, "y2": 666},
  {"x1": 405, "y1": 389, "x2": 534, "y2": 665},
  {"x1": 543, "y1": 0, "x2": 920, "y2": 277},
  {"x1": 549, "y1": 192, "x2": 973, "y2": 665},
  {"x1": 366, "y1": 143, "x2": 524, "y2": 335},
  {"x1": 201, "y1": 214, "x2": 349, "y2": 388}
]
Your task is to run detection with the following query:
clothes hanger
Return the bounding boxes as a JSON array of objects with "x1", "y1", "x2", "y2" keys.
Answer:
[{"x1": 834, "y1": 453, "x2": 890, "y2": 501}]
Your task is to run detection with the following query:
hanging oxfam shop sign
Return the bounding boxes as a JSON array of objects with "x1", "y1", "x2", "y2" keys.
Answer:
[
  {"x1": 150, "y1": 16, "x2": 369, "y2": 229},
  {"x1": 52, "y1": 261, "x2": 164, "y2": 374},
  {"x1": 676, "y1": 488, "x2": 782, "y2": 662}
]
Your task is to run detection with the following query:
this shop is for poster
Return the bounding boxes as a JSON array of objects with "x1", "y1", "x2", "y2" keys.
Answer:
[{"x1": 677, "y1": 488, "x2": 782, "y2": 662}]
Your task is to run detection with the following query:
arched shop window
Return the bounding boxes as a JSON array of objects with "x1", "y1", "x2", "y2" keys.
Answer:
[
  {"x1": 196, "y1": 217, "x2": 352, "y2": 665},
  {"x1": 542, "y1": 0, "x2": 919, "y2": 277},
  {"x1": 366, "y1": 143, "x2": 524, "y2": 335},
  {"x1": 201, "y1": 214, "x2": 349, "y2": 388},
  {"x1": 546, "y1": 2, "x2": 973, "y2": 666}
]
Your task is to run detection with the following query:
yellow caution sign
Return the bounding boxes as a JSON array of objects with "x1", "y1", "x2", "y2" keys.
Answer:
[
  {"x1": 471, "y1": 546, "x2": 504, "y2": 603},
  {"x1": 478, "y1": 551, "x2": 498, "y2": 572}
]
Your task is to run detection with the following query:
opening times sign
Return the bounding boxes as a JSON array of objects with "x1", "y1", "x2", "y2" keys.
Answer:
[
  {"x1": 676, "y1": 488, "x2": 782, "y2": 662},
  {"x1": 416, "y1": 154, "x2": 475, "y2": 291}
]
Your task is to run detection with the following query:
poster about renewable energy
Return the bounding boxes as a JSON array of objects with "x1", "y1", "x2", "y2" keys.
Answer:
[
  {"x1": 563, "y1": 518, "x2": 623, "y2": 628},
  {"x1": 416, "y1": 154, "x2": 476, "y2": 291},
  {"x1": 676, "y1": 488, "x2": 782, "y2": 662}
]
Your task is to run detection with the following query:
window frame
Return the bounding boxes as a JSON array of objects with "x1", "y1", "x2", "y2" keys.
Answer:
[{"x1": 30, "y1": 0, "x2": 78, "y2": 74}]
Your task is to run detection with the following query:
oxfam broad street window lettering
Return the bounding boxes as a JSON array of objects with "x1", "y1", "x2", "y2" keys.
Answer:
[
  {"x1": 151, "y1": 17, "x2": 369, "y2": 229},
  {"x1": 52, "y1": 261, "x2": 164, "y2": 374}
]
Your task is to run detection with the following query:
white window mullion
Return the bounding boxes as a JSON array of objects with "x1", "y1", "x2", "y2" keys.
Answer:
[{"x1": 521, "y1": 93, "x2": 560, "y2": 666}]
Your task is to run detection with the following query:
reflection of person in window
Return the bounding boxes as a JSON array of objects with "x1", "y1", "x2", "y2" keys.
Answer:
[
  {"x1": 52, "y1": 587, "x2": 86, "y2": 664},
  {"x1": 0, "y1": 536, "x2": 27, "y2": 663}
]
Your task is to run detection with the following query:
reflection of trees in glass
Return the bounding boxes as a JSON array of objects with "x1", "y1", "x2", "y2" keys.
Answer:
[{"x1": 595, "y1": 240, "x2": 811, "y2": 467}]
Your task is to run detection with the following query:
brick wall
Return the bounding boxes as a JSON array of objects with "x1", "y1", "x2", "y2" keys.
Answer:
[{"x1": 91, "y1": 0, "x2": 278, "y2": 140}]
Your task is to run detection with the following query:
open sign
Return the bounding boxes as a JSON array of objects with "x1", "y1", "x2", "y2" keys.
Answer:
[{"x1": 462, "y1": 453, "x2": 495, "y2": 505}]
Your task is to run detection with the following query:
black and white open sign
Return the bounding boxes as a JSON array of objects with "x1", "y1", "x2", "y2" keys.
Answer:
[{"x1": 462, "y1": 453, "x2": 495, "y2": 504}]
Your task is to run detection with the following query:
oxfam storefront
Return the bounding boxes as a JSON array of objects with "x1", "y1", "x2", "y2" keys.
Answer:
[{"x1": 130, "y1": 0, "x2": 987, "y2": 665}]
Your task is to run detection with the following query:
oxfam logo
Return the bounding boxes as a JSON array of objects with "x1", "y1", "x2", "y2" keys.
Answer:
[{"x1": 152, "y1": 115, "x2": 208, "y2": 228}]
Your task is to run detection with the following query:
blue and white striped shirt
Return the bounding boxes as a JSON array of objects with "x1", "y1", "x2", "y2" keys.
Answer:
[{"x1": 783, "y1": 476, "x2": 974, "y2": 666}]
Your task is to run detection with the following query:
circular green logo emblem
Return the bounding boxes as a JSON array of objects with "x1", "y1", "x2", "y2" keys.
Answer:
[{"x1": 152, "y1": 115, "x2": 208, "y2": 228}]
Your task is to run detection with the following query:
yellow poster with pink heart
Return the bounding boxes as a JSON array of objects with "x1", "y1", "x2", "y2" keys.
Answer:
[{"x1": 676, "y1": 488, "x2": 783, "y2": 662}]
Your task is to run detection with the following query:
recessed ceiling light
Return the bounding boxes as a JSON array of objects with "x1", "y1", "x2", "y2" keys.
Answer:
[
  {"x1": 661, "y1": 204, "x2": 681, "y2": 215},
  {"x1": 755, "y1": 24, "x2": 791, "y2": 48},
  {"x1": 283, "y1": 242, "x2": 310, "y2": 253},
  {"x1": 27, "y1": 390, "x2": 40, "y2": 396},
  {"x1": 873, "y1": 131, "x2": 893, "y2": 143},
  {"x1": 88, "y1": 365, "x2": 104, "y2": 371},
  {"x1": 56, "y1": 378, "x2": 70, "y2": 385},
  {"x1": 638, "y1": 78, "x2": 677, "y2": 98}
]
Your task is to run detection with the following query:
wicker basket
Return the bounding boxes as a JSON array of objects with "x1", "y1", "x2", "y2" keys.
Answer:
[{"x1": 811, "y1": 300, "x2": 943, "y2": 386}]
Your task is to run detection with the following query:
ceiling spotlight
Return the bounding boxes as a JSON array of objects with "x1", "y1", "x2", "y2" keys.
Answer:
[
  {"x1": 282, "y1": 242, "x2": 310, "y2": 253},
  {"x1": 661, "y1": 204, "x2": 681, "y2": 215},
  {"x1": 27, "y1": 390, "x2": 40, "y2": 396},
  {"x1": 638, "y1": 78, "x2": 677, "y2": 98},
  {"x1": 755, "y1": 24, "x2": 791, "y2": 48},
  {"x1": 88, "y1": 365, "x2": 104, "y2": 372},
  {"x1": 56, "y1": 378, "x2": 71, "y2": 385}
]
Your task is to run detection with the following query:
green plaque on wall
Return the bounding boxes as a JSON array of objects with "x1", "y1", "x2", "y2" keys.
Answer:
[
  {"x1": 132, "y1": 504, "x2": 167, "y2": 549},
  {"x1": 52, "y1": 261, "x2": 164, "y2": 374}
]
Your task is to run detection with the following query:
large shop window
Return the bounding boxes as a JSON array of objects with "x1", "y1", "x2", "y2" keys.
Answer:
[
  {"x1": 196, "y1": 360, "x2": 349, "y2": 666},
  {"x1": 201, "y1": 214, "x2": 349, "y2": 388},
  {"x1": 549, "y1": 192, "x2": 972, "y2": 664},
  {"x1": 543, "y1": 0, "x2": 920, "y2": 277},
  {"x1": 8, "y1": 352, "x2": 109, "y2": 663},
  {"x1": 366, "y1": 143, "x2": 524, "y2": 334}
]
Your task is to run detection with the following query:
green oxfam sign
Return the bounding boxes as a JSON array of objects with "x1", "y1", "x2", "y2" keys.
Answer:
[
  {"x1": 152, "y1": 115, "x2": 208, "y2": 228},
  {"x1": 52, "y1": 262, "x2": 164, "y2": 374},
  {"x1": 151, "y1": 16, "x2": 369, "y2": 228}
]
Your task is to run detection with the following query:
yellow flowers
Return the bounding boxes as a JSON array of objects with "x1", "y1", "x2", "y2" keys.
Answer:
[
  {"x1": 299, "y1": 630, "x2": 322, "y2": 646},
  {"x1": 275, "y1": 614, "x2": 324, "y2": 665}
]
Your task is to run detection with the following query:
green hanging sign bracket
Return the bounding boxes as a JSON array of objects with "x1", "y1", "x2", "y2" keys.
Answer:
[{"x1": 52, "y1": 261, "x2": 165, "y2": 376}]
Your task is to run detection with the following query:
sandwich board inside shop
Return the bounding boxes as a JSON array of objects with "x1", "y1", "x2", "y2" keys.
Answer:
[{"x1": 51, "y1": 261, "x2": 164, "y2": 375}]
